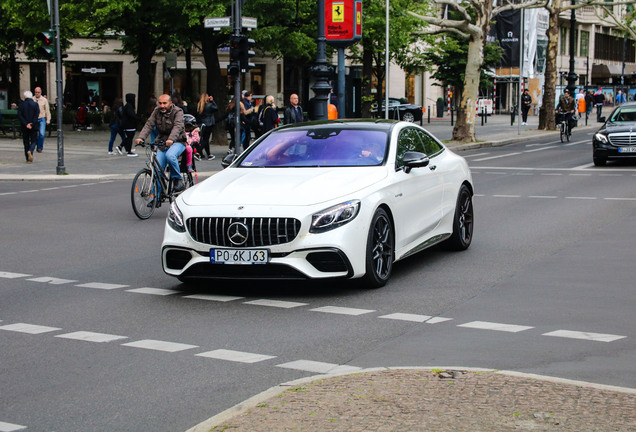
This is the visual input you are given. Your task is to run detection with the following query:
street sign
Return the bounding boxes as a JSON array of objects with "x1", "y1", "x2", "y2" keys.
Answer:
[
  {"x1": 242, "y1": 17, "x2": 257, "y2": 29},
  {"x1": 325, "y1": 0, "x2": 362, "y2": 47},
  {"x1": 204, "y1": 17, "x2": 231, "y2": 29}
]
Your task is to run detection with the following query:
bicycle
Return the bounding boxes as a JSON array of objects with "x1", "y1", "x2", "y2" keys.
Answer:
[
  {"x1": 555, "y1": 111, "x2": 572, "y2": 143},
  {"x1": 131, "y1": 140, "x2": 198, "y2": 220}
]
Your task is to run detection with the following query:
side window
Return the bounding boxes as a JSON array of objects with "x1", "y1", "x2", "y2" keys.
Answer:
[
  {"x1": 396, "y1": 128, "x2": 426, "y2": 169},
  {"x1": 416, "y1": 129, "x2": 443, "y2": 156}
]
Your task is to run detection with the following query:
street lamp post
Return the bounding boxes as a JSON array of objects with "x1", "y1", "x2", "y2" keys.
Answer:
[
  {"x1": 311, "y1": 0, "x2": 333, "y2": 120},
  {"x1": 566, "y1": 0, "x2": 578, "y2": 95}
]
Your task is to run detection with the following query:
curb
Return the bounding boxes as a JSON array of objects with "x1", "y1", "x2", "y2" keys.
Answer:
[{"x1": 185, "y1": 366, "x2": 636, "y2": 432}]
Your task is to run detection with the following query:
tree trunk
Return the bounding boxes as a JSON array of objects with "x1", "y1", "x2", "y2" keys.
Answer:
[
  {"x1": 538, "y1": 6, "x2": 560, "y2": 130},
  {"x1": 452, "y1": 34, "x2": 483, "y2": 142},
  {"x1": 201, "y1": 30, "x2": 229, "y2": 147},
  {"x1": 135, "y1": 33, "x2": 157, "y2": 118}
]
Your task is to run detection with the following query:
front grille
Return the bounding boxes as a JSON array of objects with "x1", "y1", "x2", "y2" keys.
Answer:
[
  {"x1": 608, "y1": 133, "x2": 636, "y2": 146},
  {"x1": 186, "y1": 217, "x2": 301, "y2": 247}
]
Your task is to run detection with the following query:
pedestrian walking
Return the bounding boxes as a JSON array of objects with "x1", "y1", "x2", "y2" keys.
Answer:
[
  {"x1": 116, "y1": 93, "x2": 140, "y2": 157},
  {"x1": 17, "y1": 91, "x2": 40, "y2": 163},
  {"x1": 196, "y1": 92, "x2": 217, "y2": 160},
  {"x1": 593, "y1": 87, "x2": 605, "y2": 121},
  {"x1": 283, "y1": 93, "x2": 305, "y2": 125},
  {"x1": 33, "y1": 87, "x2": 50, "y2": 153},
  {"x1": 615, "y1": 90, "x2": 626, "y2": 105},
  {"x1": 520, "y1": 89, "x2": 532, "y2": 125},
  {"x1": 585, "y1": 90, "x2": 594, "y2": 120},
  {"x1": 107, "y1": 97, "x2": 125, "y2": 155}
]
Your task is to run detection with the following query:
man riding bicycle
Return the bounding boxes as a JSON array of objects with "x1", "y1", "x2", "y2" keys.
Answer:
[
  {"x1": 555, "y1": 89, "x2": 576, "y2": 135},
  {"x1": 136, "y1": 94, "x2": 186, "y2": 192}
]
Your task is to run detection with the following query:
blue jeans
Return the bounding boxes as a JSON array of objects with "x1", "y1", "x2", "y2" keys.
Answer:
[
  {"x1": 156, "y1": 142, "x2": 185, "y2": 180},
  {"x1": 108, "y1": 123, "x2": 125, "y2": 152},
  {"x1": 37, "y1": 117, "x2": 47, "y2": 151}
]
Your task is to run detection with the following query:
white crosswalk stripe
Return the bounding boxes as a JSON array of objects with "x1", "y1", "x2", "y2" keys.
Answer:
[
  {"x1": 0, "y1": 323, "x2": 61, "y2": 334},
  {"x1": 310, "y1": 306, "x2": 376, "y2": 316},
  {"x1": 121, "y1": 339, "x2": 199, "y2": 352},
  {"x1": 0, "y1": 272, "x2": 30, "y2": 279},
  {"x1": 458, "y1": 321, "x2": 534, "y2": 333},
  {"x1": 245, "y1": 299, "x2": 308, "y2": 308},
  {"x1": 0, "y1": 421, "x2": 27, "y2": 431},
  {"x1": 127, "y1": 287, "x2": 180, "y2": 296},
  {"x1": 276, "y1": 360, "x2": 361, "y2": 374},
  {"x1": 28, "y1": 276, "x2": 77, "y2": 285},
  {"x1": 196, "y1": 349, "x2": 276, "y2": 363},
  {"x1": 184, "y1": 294, "x2": 245, "y2": 302},
  {"x1": 76, "y1": 282, "x2": 128, "y2": 290},
  {"x1": 55, "y1": 331, "x2": 128, "y2": 343},
  {"x1": 378, "y1": 313, "x2": 432, "y2": 322},
  {"x1": 542, "y1": 330, "x2": 626, "y2": 342}
]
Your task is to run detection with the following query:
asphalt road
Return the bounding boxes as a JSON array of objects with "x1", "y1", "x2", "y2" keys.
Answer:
[{"x1": 1, "y1": 129, "x2": 634, "y2": 431}]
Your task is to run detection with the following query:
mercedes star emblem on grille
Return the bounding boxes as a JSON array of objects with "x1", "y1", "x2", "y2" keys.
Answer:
[{"x1": 227, "y1": 222, "x2": 249, "y2": 246}]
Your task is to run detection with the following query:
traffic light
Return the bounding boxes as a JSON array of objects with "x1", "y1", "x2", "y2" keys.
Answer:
[
  {"x1": 228, "y1": 35, "x2": 241, "y2": 77},
  {"x1": 238, "y1": 37, "x2": 255, "y2": 73},
  {"x1": 36, "y1": 29, "x2": 56, "y2": 61}
]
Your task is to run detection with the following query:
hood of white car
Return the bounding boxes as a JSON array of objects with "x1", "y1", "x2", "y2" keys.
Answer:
[{"x1": 182, "y1": 167, "x2": 387, "y2": 206}]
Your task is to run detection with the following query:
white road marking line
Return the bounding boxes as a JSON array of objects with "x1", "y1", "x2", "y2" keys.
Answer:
[
  {"x1": 310, "y1": 306, "x2": 376, "y2": 316},
  {"x1": 121, "y1": 339, "x2": 199, "y2": 352},
  {"x1": 40, "y1": 187, "x2": 60, "y2": 190},
  {"x1": 604, "y1": 197, "x2": 636, "y2": 201},
  {"x1": 0, "y1": 421, "x2": 27, "y2": 431},
  {"x1": 426, "y1": 317, "x2": 453, "y2": 324},
  {"x1": 0, "y1": 192, "x2": 17, "y2": 196},
  {"x1": 27, "y1": 276, "x2": 77, "y2": 285},
  {"x1": 528, "y1": 195, "x2": 558, "y2": 199},
  {"x1": 127, "y1": 287, "x2": 179, "y2": 296},
  {"x1": 463, "y1": 152, "x2": 491, "y2": 158},
  {"x1": 75, "y1": 282, "x2": 128, "y2": 290},
  {"x1": 542, "y1": 330, "x2": 626, "y2": 342},
  {"x1": 458, "y1": 321, "x2": 534, "y2": 333},
  {"x1": 523, "y1": 146, "x2": 558, "y2": 153},
  {"x1": 196, "y1": 349, "x2": 276, "y2": 363},
  {"x1": 0, "y1": 272, "x2": 31, "y2": 279},
  {"x1": 0, "y1": 323, "x2": 61, "y2": 334},
  {"x1": 378, "y1": 313, "x2": 432, "y2": 323},
  {"x1": 493, "y1": 194, "x2": 521, "y2": 198},
  {"x1": 55, "y1": 331, "x2": 128, "y2": 343},
  {"x1": 541, "y1": 173, "x2": 563, "y2": 176},
  {"x1": 276, "y1": 360, "x2": 361, "y2": 374},
  {"x1": 472, "y1": 152, "x2": 522, "y2": 161},
  {"x1": 599, "y1": 173, "x2": 623, "y2": 177},
  {"x1": 572, "y1": 163, "x2": 595, "y2": 169},
  {"x1": 569, "y1": 173, "x2": 592, "y2": 176},
  {"x1": 565, "y1": 196, "x2": 597, "y2": 200},
  {"x1": 185, "y1": 294, "x2": 244, "y2": 302},
  {"x1": 245, "y1": 299, "x2": 308, "y2": 308},
  {"x1": 22, "y1": 190, "x2": 39, "y2": 193}
]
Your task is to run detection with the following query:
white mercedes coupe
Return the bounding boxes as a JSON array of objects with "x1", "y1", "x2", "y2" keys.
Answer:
[{"x1": 162, "y1": 120, "x2": 474, "y2": 288}]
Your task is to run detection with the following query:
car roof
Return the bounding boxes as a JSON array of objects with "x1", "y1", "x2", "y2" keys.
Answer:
[{"x1": 275, "y1": 119, "x2": 400, "y2": 133}]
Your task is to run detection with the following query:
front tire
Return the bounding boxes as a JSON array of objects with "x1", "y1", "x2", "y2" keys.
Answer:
[
  {"x1": 131, "y1": 169, "x2": 156, "y2": 220},
  {"x1": 401, "y1": 111, "x2": 415, "y2": 122},
  {"x1": 442, "y1": 185, "x2": 474, "y2": 251},
  {"x1": 362, "y1": 208, "x2": 394, "y2": 288}
]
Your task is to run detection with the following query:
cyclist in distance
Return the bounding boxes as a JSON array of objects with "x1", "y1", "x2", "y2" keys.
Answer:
[
  {"x1": 136, "y1": 94, "x2": 187, "y2": 192},
  {"x1": 555, "y1": 89, "x2": 576, "y2": 135}
]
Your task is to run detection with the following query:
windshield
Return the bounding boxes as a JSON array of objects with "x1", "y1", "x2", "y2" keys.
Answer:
[
  {"x1": 609, "y1": 107, "x2": 636, "y2": 123},
  {"x1": 239, "y1": 128, "x2": 389, "y2": 167}
]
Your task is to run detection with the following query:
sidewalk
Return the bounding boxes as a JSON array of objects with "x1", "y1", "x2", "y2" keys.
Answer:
[
  {"x1": 188, "y1": 367, "x2": 636, "y2": 432},
  {"x1": 0, "y1": 114, "x2": 599, "y2": 181}
]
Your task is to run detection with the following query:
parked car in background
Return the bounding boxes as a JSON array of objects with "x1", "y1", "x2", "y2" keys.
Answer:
[
  {"x1": 162, "y1": 120, "x2": 474, "y2": 288},
  {"x1": 372, "y1": 98, "x2": 424, "y2": 123},
  {"x1": 592, "y1": 102, "x2": 636, "y2": 166}
]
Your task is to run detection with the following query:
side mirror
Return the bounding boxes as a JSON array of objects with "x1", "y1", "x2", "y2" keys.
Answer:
[
  {"x1": 221, "y1": 153, "x2": 238, "y2": 169},
  {"x1": 598, "y1": 116, "x2": 606, "y2": 123},
  {"x1": 402, "y1": 151, "x2": 430, "y2": 173}
]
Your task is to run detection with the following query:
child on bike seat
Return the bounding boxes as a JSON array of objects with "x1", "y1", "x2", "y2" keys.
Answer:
[{"x1": 183, "y1": 114, "x2": 200, "y2": 172}]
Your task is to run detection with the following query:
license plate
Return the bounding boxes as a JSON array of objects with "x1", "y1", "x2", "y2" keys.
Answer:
[
  {"x1": 618, "y1": 146, "x2": 636, "y2": 153},
  {"x1": 211, "y1": 248, "x2": 269, "y2": 264}
]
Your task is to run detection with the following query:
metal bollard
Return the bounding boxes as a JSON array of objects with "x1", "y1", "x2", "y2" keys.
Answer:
[
  {"x1": 481, "y1": 108, "x2": 484, "y2": 126},
  {"x1": 451, "y1": 108, "x2": 454, "y2": 126},
  {"x1": 484, "y1": 107, "x2": 487, "y2": 124},
  {"x1": 428, "y1": 106, "x2": 431, "y2": 123}
]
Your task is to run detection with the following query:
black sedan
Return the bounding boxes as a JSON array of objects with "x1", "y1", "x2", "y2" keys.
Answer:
[
  {"x1": 593, "y1": 102, "x2": 636, "y2": 166},
  {"x1": 372, "y1": 98, "x2": 423, "y2": 123}
]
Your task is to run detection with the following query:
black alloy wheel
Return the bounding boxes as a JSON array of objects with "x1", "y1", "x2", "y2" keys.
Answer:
[
  {"x1": 363, "y1": 208, "x2": 394, "y2": 288},
  {"x1": 442, "y1": 185, "x2": 474, "y2": 251}
]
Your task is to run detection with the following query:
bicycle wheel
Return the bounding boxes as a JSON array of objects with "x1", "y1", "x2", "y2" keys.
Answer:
[
  {"x1": 131, "y1": 168, "x2": 157, "y2": 220},
  {"x1": 560, "y1": 123, "x2": 566, "y2": 143}
]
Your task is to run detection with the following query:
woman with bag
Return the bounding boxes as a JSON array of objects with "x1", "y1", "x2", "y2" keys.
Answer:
[
  {"x1": 260, "y1": 95, "x2": 280, "y2": 134},
  {"x1": 196, "y1": 93, "x2": 218, "y2": 160}
]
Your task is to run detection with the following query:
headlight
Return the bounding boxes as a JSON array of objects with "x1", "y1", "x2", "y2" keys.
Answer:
[
  {"x1": 594, "y1": 133, "x2": 609, "y2": 144},
  {"x1": 310, "y1": 200, "x2": 360, "y2": 233},
  {"x1": 167, "y1": 201, "x2": 185, "y2": 233}
]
